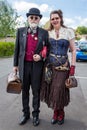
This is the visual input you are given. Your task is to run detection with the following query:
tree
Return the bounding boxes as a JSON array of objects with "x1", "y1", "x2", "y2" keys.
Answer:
[
  {"x1": 43, "y1": 20, "x2": 50, "y2": 29},
  {"x1": 75, "y1": 26, "x2": 87, "y2": 35},
  {"x1": 0, "y1": 0, "x2": 18, "y2": 38}
]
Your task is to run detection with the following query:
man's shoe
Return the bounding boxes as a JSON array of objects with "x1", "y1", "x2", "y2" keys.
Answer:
[
  {"x1": 33, "y1": 117, "x2": 40, "y2": 126},
  {"x1": 19, "y1": 115, "x2": 30, "y2": 125}
]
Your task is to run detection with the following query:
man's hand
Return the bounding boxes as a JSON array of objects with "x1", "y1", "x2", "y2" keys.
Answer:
[
  {"x1": 13, "y1": 66, "x2": 19, "y2": 73},
  {"x1": 33, "y1": 54, "x2": 41, "y2": 62}
]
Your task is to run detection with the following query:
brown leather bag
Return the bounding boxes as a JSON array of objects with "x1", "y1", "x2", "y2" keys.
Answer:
[
  {"x1": 65, "y1": 76, "x2": 78, "y2": 88},
  {"x1": 6, "y1": 72, "x2": 22, "y2": 94}
]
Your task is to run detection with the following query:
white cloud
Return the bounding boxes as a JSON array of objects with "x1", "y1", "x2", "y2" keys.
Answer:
[
  {"x1": 13, "y1": 1, "x2": 52, "y2": 14},
  {"x1": 15, "y1": 15, "x2": 49, "y2": 28},
  {"x1": 75, "y1": 16, "x2": 82, "y2": 21},
  {"x1": 15, "y1": 16, "x2": 87, "y2": 29},
  {"x1": 64, "y1": 17, "x2": 87, "y2": 29},
  {"x1": 64, "y1": 18, "x2": 75, "y2": 28},
  {"x1": 13, "y1": 1, "x2": 38, "y2": 12},
  {"x1": 12, "y1": 1, "x2": 87, "y2": 28},
  {"x1": 74, "y1": 16, "x2": 87, "y2": 27},
  {"x1": 12, "y1": 1, "x2": 52, "y2": 28},
  {"x1": 39, "y1": 4, "x2": 52, "y2": 13},
  {"x1": 15, "y1": 16, "x2": 26, "y2": 28},
  {"x1": 79, "y1": 18, "x2": 87, "y2": 26},
  {"x1": 40, "y1": 17, "x2": 49, "y2": 25}
]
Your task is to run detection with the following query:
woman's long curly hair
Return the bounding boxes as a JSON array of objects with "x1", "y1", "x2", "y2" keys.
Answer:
[{"x1": 48, "y1": 9, "x2": 67, "y2": 31}]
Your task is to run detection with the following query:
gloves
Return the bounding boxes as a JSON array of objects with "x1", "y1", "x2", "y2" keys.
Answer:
[
  {"x1": 69, "y1": 65, "x2": 75, "y2": 76},
  {"x1": 40, "y1": 46, "x2": 47, "y2": 58}
]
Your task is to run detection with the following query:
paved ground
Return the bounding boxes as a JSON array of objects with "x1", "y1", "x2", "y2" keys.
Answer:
[{"x1": 0, "y1": 57, "x2": 87, "y2": 130}]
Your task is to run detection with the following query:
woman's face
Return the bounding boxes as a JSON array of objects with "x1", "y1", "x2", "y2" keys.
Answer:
[{"x1": 50, "y1": 13, "x2": 61, "y2": 29}]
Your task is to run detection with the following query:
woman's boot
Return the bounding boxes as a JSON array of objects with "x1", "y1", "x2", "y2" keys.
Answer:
[
  {"x1": 51, "y1": 109, "x2": 58, "y2": 124},
  {"x1": 57, "y1": 109, "x2": 65, "y2": 125}
]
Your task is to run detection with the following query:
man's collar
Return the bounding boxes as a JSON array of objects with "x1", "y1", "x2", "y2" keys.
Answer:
[{"x1": 28, "y1": 26, "x2": 38, "y2": 34}]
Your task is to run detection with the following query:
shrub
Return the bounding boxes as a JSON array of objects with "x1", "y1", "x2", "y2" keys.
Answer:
[
  {"x1": 0, "y1": 42, "x2": 15, "y2": 57},
  {"x1": 76, "y1": 36, "x2": 81, "y2": 41}
]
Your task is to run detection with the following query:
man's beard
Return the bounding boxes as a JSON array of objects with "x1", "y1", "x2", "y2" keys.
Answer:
[{"x1": 29, "y1": 23, "x2": 38, "y2": 28}]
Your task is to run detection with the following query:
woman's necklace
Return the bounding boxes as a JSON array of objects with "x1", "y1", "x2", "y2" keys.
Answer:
[{"x1": 55, "y1": 30, "x2": 59, "y2": 38}]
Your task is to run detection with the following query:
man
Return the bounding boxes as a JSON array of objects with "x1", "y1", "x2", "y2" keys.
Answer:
[{"x1": 13, "y1": 8, "x2": 49, "y2": 126}]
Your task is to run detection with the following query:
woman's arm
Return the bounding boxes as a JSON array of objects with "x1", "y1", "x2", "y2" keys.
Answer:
[{"x1": 69, "y1": 38, "x2": 76, "y2": 66}]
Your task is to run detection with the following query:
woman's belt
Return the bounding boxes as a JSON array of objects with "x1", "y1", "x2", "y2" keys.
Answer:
[{"x1": 54, "y1": 65, "x2": 69, "y2": 71}]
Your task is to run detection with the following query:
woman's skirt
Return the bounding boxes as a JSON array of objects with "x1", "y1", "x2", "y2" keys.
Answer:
[{"x1": 40, "y1": 65, "x2": 70, "y2": 110}]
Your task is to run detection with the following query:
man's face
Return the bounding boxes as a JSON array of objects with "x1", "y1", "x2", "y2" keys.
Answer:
[{"x1": 28, "y1": 15, "x2": 40, "y2": 28}]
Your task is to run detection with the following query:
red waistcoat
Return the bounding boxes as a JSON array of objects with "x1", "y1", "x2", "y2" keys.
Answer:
[{"x1": 25, "y1": 33, "x2": 38, "y2": 61}]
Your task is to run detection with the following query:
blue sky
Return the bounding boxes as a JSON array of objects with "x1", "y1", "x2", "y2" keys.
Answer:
[{"x1": 7, "y1": 0, "x2": 87, "y2": 28}]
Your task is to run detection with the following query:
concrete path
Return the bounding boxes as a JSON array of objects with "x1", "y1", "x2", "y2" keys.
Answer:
[{"x1": 0, "y1": 57, "x2": 87, "y2": 130}]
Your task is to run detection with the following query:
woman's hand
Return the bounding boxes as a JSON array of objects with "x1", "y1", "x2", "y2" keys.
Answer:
[{"x1": 33, "y1": 54, "x2": 41, "y2": 62}]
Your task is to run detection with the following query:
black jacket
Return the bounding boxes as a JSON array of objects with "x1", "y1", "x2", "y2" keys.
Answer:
[{"x1": 13, "y1": 26, "x2": 50, "y2": 82}]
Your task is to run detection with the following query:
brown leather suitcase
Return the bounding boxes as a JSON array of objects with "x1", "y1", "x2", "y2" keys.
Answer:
[{"x1": 7, "y1": 72, "x2": 22, "y2": 94}]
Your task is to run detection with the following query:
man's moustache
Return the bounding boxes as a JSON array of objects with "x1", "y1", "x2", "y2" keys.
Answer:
[{"x1": 29, "y1": 23, "x2": 38, "y2": 28}]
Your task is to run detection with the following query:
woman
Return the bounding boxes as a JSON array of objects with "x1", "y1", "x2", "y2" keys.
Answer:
[{"x1": 40, "y1": 10, "x2": 76, "y2": 125}]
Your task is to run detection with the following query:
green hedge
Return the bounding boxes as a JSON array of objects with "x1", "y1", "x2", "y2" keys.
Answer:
[{"x1": 0, "y1": 42, "x2": 15, "y2": 57}]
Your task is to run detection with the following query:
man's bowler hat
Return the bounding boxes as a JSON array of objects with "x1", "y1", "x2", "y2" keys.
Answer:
[{"x1": 26, "y1": 8, "x2": 42, "y2": 19}]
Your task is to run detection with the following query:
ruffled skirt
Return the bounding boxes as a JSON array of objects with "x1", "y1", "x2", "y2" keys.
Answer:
[{"x1": 40, "y1": 65, "x2": 70, "y2": 109}]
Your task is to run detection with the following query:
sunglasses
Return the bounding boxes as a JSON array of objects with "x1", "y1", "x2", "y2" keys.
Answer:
[
  {"x1": 51, "y1": 17, "x2": 59, "y2": 21},
  {"x1": 30, "y1": 16, "x2": 39, "y2": 20}
]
